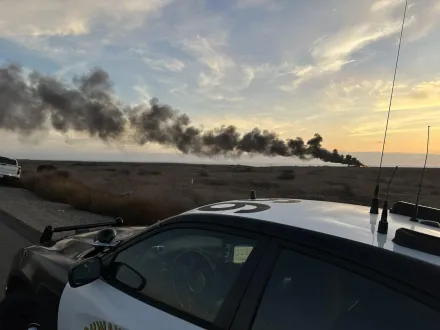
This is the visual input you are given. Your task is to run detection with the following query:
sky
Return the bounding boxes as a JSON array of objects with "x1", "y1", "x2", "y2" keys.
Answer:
[{"x1": 1, "y1": 0, "x2": 440, "y2": 166}]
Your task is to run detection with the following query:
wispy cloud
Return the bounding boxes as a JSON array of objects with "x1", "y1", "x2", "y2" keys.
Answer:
[
  {"x1": 281, "y1": 4, "x2": 407, "y2": 90},
  {"x1": 180, "y1": 34, "x2": 248, "y2": 102},
  {"x1": 132, "y1": 81, "x2": 152, "y2": 103},
  {"x1": 371, "y1": 0, "x2": 403, "y2": 13},
  {"x1": 345, "y1": 110, "x2": 438, "y2": 137},
  {"x1": 182, "y1": 34, "x2": 234, "y2": 78},
  {"x1": 322, "y1": 76, "x2": 440, "y2": 115},
  {"x1": 279, "y1": 0, "x2": 440, "y2": 91},
  {"x1": 235, "y1": 0, "x2": 284, "y2": 11},
  {"x1": 375, "y1": 79, "x2": 440, "y2": 111},
  {"x1": 0, "y1": 0, "x2": 173, "y2": 38},
  {"x1": 54, "y1": 61, "x2": 90, "y2": 79},
  {"x1": 325, "y1": 77, "x2": 440, "y2": 146},
  {"x1": 129, "y1": 47, "x2": 185, "y2": 72},
  {"x1": 143, "y1": 57, "x2": 185, "y2": 72}
]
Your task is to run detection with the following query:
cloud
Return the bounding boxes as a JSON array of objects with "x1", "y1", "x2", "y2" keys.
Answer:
[
  {"x1": 321, "y1": 79, "x2": 387, "y2": 113},
  {"x1": 158, "y1": 78, "x2": 189, "y2": 96},
  {"x1": 180, "y1": 34, "x2": 247, "y2": 102},
  {"x1": 128, "y1": 47, "x2": 185, "y2": 72},
  {"x1": 235, "y1": 0, "x2": 283, "y2": 10},
  {"x1": 345, "y1": 110, "x2": 437, "y2": 137},
  {"x1": 0, "y1": 0, "x2": 173, "y2": 38},
  {"x1": 279, "y1": 0, "x2": 440, "y2": 91},
  {"x1": 143, "y1": 58, "x2": 185, "y2": 72},
  {"x1": 371, "y1": 0, "x2": 403, "y2": 13},
  {"x1": 322, "y1": 76, "x2": 440, "y2": 115},
  {"x1": 179, "y1": 32, "x2": 302, "y2": 102},
  {"x1": 375, "y1": 79, "x2": 440, "y2": 111},
  {"x1": 235, "y1": 0, "x2": 271, "y2": 8},
  {"x1": 54, "y1": 62, "x2": 90, "y2": 79},
  {"x1": 282, "y1": 23, "x2": 403, "y2": 90},
  {"x1": 403, "y1": 0, "x2": 440, "y2": 41},
  {"x1": 312, "y1": 22, "x2": 400, "y2": 64},
  {"x1": 323, "y1": 77, "x2": 440, "y2": 143},
  {"x1": 182, "y1": 34, "x2": 234, "y2": 77},
  {"x1": 132, "y1": 82, "x2": 152, "y2": 103}
]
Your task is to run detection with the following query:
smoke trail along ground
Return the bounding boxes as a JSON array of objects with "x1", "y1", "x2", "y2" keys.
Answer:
[{"x1": 0, "y1": 63, "x2": 363, "y2": 166}]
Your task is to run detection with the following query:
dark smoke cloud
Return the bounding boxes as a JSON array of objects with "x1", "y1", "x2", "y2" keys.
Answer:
[{"x1": 0, "y1": 63, "x2": 364, "y2": 167}]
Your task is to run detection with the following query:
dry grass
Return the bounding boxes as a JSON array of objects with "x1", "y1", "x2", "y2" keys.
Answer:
[
  {"x1": 15, "y1": 160, "x2": 440, "y2": 227},
  {"x1": 20, "y1": 170, "x2": 197, "y2": 226}
]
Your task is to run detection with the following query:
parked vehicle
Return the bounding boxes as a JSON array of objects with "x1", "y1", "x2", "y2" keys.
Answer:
[{"x1": 0, "y1": 156, "x2": 21, "y2": 183}]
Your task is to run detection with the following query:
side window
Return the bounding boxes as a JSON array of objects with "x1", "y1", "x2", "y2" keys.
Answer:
[
  {"x1": 111, "y1": 228, "x2": 256, "y2": 323},
  {"x1": 252, "y1": 249, "x2": 440, "y2": 330}
]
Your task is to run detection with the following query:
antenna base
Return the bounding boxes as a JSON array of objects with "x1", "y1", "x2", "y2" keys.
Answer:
[
  {"x1": 378, "y1": 220, "x2": 388, "y2": 235},
  {"x1": 370, "y1": 197, "x2": 380, "y2": 214},
  {"x1": 250, "y1": 190, "x2": 257, "y2": 200},
  {"x1": 378, "y1": 200, "x2": 389, "y2": 234},
  {"x1": 410, "y1": 205, "x2": 419, "y2": 222}
]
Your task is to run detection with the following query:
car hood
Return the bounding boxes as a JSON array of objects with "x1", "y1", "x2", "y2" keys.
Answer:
[{"x1": 32, "y1": 226, "x2": 147, "y2": 261}]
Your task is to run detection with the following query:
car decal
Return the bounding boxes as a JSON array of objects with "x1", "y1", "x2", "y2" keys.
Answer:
[
  {"x1": 198, "y1": 202, "x2": 271, "y2": 213},
  {"x1": 83, "y1": 320, "x2": 122, "y2": 330}
]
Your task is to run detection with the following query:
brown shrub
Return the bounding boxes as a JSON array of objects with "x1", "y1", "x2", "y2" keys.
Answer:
[
  {"x1": 55, "y1": 170, "x2": 71, "y2": 179},
  {"x1": 199, "y1": 169, "x2": 209, "y2": 177},
  {"x1": 202, "y1": 178, "x2": 228, "y2": 186},
  {"x1": 36, "y1": 164, "x2": 57, "y2": 172},
  {"x1": 20, "y1": 171, "x2": 193, "y2": 226},
  {"x1": 137, "y1": 169, "x2": 162, "y2": 176},
  {"x1": 277, "y1": 169, "x2": 295, "y2": 180},
  {"x1": 234, "y1": 166, "x2": 253, "y2": 173},
  {"x1": 21, "y1": 171, "x2": 87, "y2": 204}
]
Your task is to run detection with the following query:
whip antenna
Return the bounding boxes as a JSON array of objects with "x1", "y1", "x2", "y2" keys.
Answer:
[
  {"x1": 411, "y1": 126, "x2": 431, "y2": 222},
  {"x1": 378, "y1": 166, "x2": 398, "y2": 235},
  {"x1": 370, "y1": 0, "x2": 408, "y2": 214}
]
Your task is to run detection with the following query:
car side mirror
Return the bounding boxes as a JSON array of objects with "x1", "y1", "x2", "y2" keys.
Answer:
[
  {"x1": 68, "y1": 257, "x2": 102, "y2": 288},
  {"x1": 112, "y1": 262, "x2": 146, "y2": 291}
]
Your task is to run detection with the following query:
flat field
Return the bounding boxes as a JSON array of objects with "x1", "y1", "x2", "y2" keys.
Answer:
[{"x1": 15, "y1": 160, "x2": 440, "y2": 225}]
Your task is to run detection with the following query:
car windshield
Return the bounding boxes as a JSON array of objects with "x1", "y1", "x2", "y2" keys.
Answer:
[{"x1": 0, "y1": 157, "x2": 16, "y2": 166}]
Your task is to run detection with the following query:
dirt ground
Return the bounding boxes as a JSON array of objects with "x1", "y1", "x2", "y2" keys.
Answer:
[{"x1": 17, "y1": 160, "x2": 440, "y2": 210}]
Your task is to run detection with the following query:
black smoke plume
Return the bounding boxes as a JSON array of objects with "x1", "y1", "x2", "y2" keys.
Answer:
[{"x1": 0, "y1": 63, "x2": 363, "y2": 167}]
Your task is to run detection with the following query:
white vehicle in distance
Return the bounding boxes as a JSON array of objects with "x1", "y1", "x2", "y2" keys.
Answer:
[{"x1": 0, "y1": 156, "x2": 21, "y2": 183}]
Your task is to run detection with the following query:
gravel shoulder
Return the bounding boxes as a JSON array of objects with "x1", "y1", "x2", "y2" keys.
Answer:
[{"x1": 0, "y1": 186, "x2": 113, "y2": 234}]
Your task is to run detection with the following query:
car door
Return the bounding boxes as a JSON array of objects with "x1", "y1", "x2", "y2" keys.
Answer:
[
  {"x1": 230, "y1": 238, "x2": 440, "y2": 330},
  {"x1": 57, "y1": 222, "x2": 268, "y2": 330}
]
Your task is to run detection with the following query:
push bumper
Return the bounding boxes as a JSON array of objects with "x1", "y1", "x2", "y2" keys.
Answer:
[{"x1": 0, "y1": 175, "x2": 20, "y2": 184}]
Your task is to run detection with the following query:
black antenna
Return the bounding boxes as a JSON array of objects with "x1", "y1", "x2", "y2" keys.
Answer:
[
  {"x1": 370, "y1": 0, "x2": 408, "y2": 214},
  {"x1": 411, "y1": 126, "x2": 431, "y2": 222},
  {"x1": 378, "y1": 166, "x2": 398, "y2": 234}
]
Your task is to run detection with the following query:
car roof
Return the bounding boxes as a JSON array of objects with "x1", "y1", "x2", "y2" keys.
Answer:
[{"x1": 183, "y1": 198, "x2": 440, "y2": 267}]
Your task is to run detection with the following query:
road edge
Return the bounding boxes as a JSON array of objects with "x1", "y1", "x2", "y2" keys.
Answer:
[{"x1": 0, "y1": 209, "x2": 41, "y2": 244}]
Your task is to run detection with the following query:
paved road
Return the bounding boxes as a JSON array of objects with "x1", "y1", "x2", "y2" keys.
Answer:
[{"x1": 0, "y1": 211, "x2": 37, "y2": 300}]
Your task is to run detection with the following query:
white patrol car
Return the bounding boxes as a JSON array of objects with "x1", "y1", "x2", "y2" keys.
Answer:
[
  {"x1": 1, "y1": 198, "x2": 440, "y2": 330},
  {"x1": 0, "y1": 156, "x2": 21, "y2": 183}
]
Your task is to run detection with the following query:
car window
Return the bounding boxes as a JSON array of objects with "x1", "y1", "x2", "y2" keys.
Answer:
[
  {"x1": 0, "y1": 157, "x2": 16, "y2": 165},
  {"x1": 252, "y1": 249, "x2": 440, "y2": 330},
  {"x1": 112, "y1": 228, "x2": 256, "y2": 323}
]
